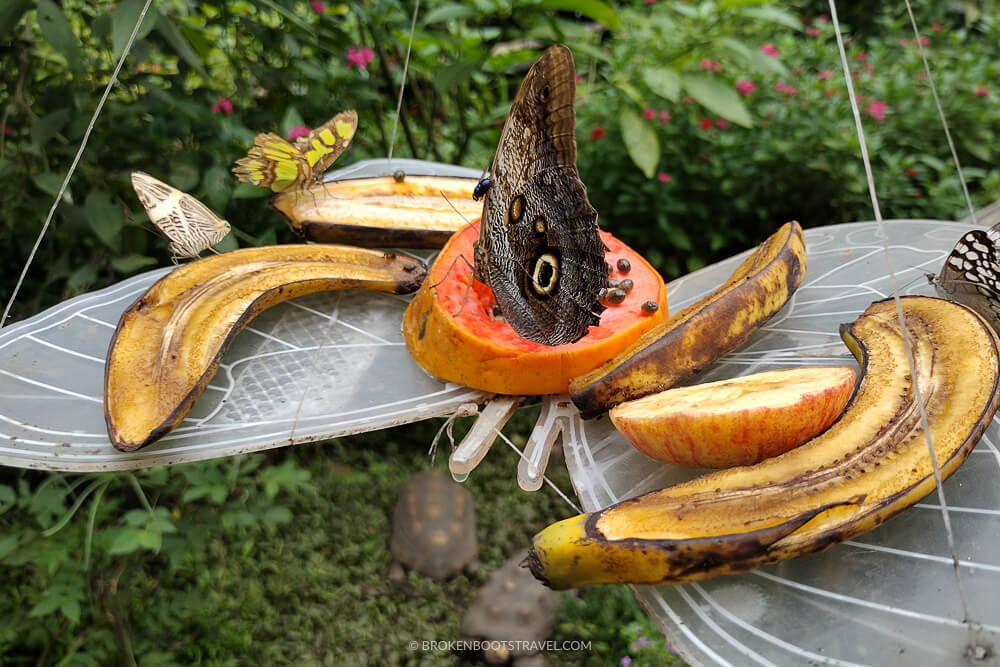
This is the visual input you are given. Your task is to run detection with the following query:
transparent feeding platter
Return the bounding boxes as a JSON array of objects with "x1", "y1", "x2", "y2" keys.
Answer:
[{"x1": 1, "y1": 157, "x2": 998, "y2": 665}]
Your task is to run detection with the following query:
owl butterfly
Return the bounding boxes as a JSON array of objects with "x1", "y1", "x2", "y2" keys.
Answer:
[
  {"x1": 233, "y1": 110, "x2": 358, "y2": 192},
  {"x1": 474, "y1": 45, "x2": 609, "y2": 346},
  {"x1": 934, "y1": 225, "x2": 1000, "y2": 330},
  {"x1": 130, "y1": 171, "x2": 231, "y2": 262}
]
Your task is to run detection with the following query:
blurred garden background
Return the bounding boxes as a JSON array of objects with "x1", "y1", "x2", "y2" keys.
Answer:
[{"x1": 1, "y1": 0, "x2": 999, "y2": 664}]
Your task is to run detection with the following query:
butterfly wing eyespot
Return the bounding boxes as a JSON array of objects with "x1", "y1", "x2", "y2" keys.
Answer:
[{"x1": 531, "y1": 253, "x2": 559, "y2": 296}]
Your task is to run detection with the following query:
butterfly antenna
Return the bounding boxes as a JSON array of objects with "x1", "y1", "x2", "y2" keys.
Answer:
[{"x1": 439, "y1": 190, "x2": 478, "y2": 232}]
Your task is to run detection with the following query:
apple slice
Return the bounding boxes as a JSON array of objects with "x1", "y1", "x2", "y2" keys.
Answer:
[{"x1": 609, "y1": 366, "x2": 857, "y2": 468}]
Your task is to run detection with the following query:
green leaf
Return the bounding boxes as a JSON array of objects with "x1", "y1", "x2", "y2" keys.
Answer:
[
  {"x1": 535, "y1": 0, "x2": 621, "y2": 30},
  {"x1": 66, "y1": 263, "x2": 97, "y2": 293},
  {"x1": 0, "y1": 534, "x2": 18, "y2": 559},
  {"x1": 112, "y1": 0, "x2": 158, "y2": 58},
  {"x1": 620, "y1": 110, "x2": 659, "y2": 179},
  {"x1": 231, "y1": 182, "x2": 271, "y2": 199},
  {"x1": 108, "y1": 527, "x2": 144, "y2": 555},
  {"x1": 137, "y1": 528, "x2": 162, "y2": 551},
  {"x1": 30, "y1": 108, "x2": 71, "y2": 147},
  {"x1": 434, "y1": 61, "x2": 479, "y2": 93},
  {"x1": 0, "y1": 0, "x2": 33, "y2": 41},
  {"x1": 84, "y1": 190, "x2": 123, "y2": 251},
  {"x1": 201, "y1": 165, "x2": 231, "y2": 212},
  {"x1": 643, "y1": 67, "x2": 680, "y2": 102},
  {"x1": 719, "y1": 37, "x2": 788, "y2": 76},
  {"x1": 280, "y1": 106, "x2": 305, "y2": 137},
  {"x1": 61, "y1": 599, "x2": 81, "y2": 625},
  {"x1": 423, "y1": 3, "x2": 479, "y2": 23},
  {"x1": 155, "y1": 14, "x2": 208, "y2": 79},
  {"x1": 738, "y1": 6, "x2": 802, "y2": 31},
  {"x1": 111, "y1": 254, "x2": 158, "y2": 273},
  {"x1": 169, "y1": 163, "x2": 199, "y2": 192},
  {"x1": 214, "y1": 232, "x2": 239, "y2": 252},
  {"x1": 29, "y1": 595, "x2": 62, "y2": 618},
  {"x1": 681, "y1": 74, "x2": 752, "y2": 127},
  {"x1": 36, "y1": 0, "x2": 84, "y2": 72},
  {"x1": 33, "y1": 171, "x2": 71, "y2": 203}
]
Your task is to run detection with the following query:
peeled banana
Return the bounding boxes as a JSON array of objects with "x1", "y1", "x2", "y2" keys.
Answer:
[
  {"x1": 105, "y1": 245, "x2": 426, "y2": 451},
  {"x1": 528, "y1": 296, "x2": 1000, "y2": 588},
  {"x1": 570, "y1": 221, "x2": 806, "y2": 418}
]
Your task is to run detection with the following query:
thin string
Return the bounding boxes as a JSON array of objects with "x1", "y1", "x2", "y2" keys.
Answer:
[
  {"x1": 903, "y1": 0, "x2": 978, "y2": 225},
  {"x1": 1, "y1": 0, "x2": 155, "y2": 328},
  {"x1": 387, "y1": 0, "x2": 420, "y2": 163},
  {"x1": 828, "y1": 0, "x2": 974, "y2": 625}
]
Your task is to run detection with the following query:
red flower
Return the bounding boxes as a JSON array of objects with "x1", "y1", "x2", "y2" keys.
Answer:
[
  {"x1": 759, "y1": 44, "x2": 778, "y2": 58},
  {"x1": 905, "y1": 168, "x2": 918, "y2": 177},
  {"x1": 715, "y1": 119, "x2": 728, "y2": 129},
  {"x1": 734, "y1": 80, "x2": 756, "y2": 96},
  {"x1": 3, "y1": 127, "x2": 12, "y2": 136},
  {"x1": 866, "y1": 101, "x2": 887, "y2": 123},
  {"x1": 974, "y1": 87, "x2": 989, "y2": 97},
  {"x1": 645, "y1": 0, "x2": 655, "y2": 4},
  {"x1": 346, "y1": 46, "x2": 374, "y2": 70},
  {"x1": 855, "y1": 51, "x2": 867, "y2": 62},
  {"x1": 575, "y1": 74, "x2": 583, "y2": 83},
  {"x1": 932, "y1": 23, "x2": 943, "y2": 31},
  {"x1": 919, "y1": 36, "x2": 930, "y2": 46},
  {"x1": 211, "y1": 97, "x2": 234, "y2": 115},
  {"x1": 699, "y1": 118, "x2": 713, "y2": 130},
  {"x1": 824, "y1": 88, "x2": 835, "y2": 98},
  {"x1": 590, "y1": 127, "x2": 606, "y2": 140},
  {"x1": 805, "y1": 27, "x2": 821, "y2": 37},
  {"x1": 657, "y1": 172, "x2": 671, "y2": 183},
  {"x1": 311, "y1": 1, "x2": 325, "y2": 12},
  {"x1": 817, "y1": 69, "x2": 832, "y2": 80},
  {"x1": 288, "y1": 126, "x2": 310, "y2": 140},
  {"x1": 682, "y1": 96, "x2": 693, "y2": 104},
  {"x1": 775, "y1": 81, "x2": 798, "y2": 96},
  {"x1": 818, "y1": 14, "x2": 829, "y2": 23},
  {"x1": 658, "y1": 110, "x2": 670, "y2": 124},
  {"x1": 643, "y1": 108, "x2": 655, "y2": 120}
]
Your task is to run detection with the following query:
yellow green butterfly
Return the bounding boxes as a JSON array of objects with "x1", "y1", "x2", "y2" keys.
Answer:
[{"x1": 233, "y1": 110, "x2": 358, "y2": 192}]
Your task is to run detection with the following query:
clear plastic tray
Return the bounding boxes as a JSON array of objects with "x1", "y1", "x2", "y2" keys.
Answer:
[{"x1": 561, "y1": 219, "x2": 1000, "y2": 667}]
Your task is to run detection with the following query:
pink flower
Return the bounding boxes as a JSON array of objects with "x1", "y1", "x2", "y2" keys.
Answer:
[
  {"x1": 699, "y1": 59, "x2": 721, "y2": 72},
  {"x1": 590, "y1": 127, "x2": 606, "y2": 140},
  {"x1": 621, "y1": 658, "x2": 633, "y2": 667},
  {"x1": 900, "y1": 38, "x2": 910, "y2": 47},
  {"x1": 932, "y1": 23, "x2": 943, "y2": 31},
  {"x1": 3, "y1": 127, "x2": 12, "y2": 136},
  {"x1": 346, "y1": 46, "x2": 374, "y2": 70},
  {"x1": 775, "y1": 81, "x2": 798, "y2": 96},
  {"x1": 575, "y1": 74, "x2": 583, "y2": 83},
  {"x1": 657, "y1": 172, "x2": 671, "y2": 183},
  {"x1": 734, "y1": 80, "x2": 756, "y2": 96},
  {"x1": 682, "y1": 95, "x2": 693, "y2": 104},
  {"x1": 311, "y1": 1, "x2": 325, "y2": 12},
  {"x1": 866, "y1": 101, "x2": 887, "y2": 123},
  {"x1": 805, "y1": 26, "x2": 821, "y2": 37},
  {"x1": 645, "y1": 0, "x2": 655, "y2": 4},
  {"x1": 974, "y1": 87, "x2": 989, "y2": 97},
  {"x1": 211, "y1": 97, "x2": 233, "y2": 115},
  {"x1": 715, "y1": 119, "x2": 728, "y2": 129},
  {"x1": 700, "y1": 58, "x2": 713, "y2": 70},
  {"x1": 855, "y1": 51, "x2": 867, "y2": 62},
  {"x1": 643, "y1": 108, "x2": 655, "y2": 120},
  {"x1": 919, "y1": 36, "x2": 930, "y2": 46},
  {"x1": 658, "y1": 110, "x2": 670, "y2": 123},
  {"x1": 288, "y1": 125, "x2": 310, "y2": 140},
  {"x1": 759, "y1": 44, "x2": 778, "y2": 58},
  {"x1": 699, "y1": 118, "x2": 713, "y2": 130},
  {"x1": 818, "y1": 14, "x2": 829, "y2": 22},
  {"x1": 817, "y1": 69, "x2": 832, "y2": 80}
]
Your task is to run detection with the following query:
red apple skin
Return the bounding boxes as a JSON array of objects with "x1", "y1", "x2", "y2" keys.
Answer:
[{"x1": 609, "y1": 366, "x2": 857, "y2": 468}]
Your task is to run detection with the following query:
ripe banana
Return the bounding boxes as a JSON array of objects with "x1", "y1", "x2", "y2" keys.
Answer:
[
  {"x1": 270, "y1": 175, "x2": 482, "y2": 248},
  {"x1": 105, "y1": 245, "x2": 426, "y2": 452},
  {"x1": 528, "y1": 296, "x2": 1000, "y2": 588},
  {"x1": 570, "y1": 221, "x2": 806, "y2": 418}
]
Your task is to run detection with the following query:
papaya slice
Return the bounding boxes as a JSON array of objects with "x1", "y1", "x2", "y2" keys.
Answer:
[
  {"x1": 402, "y1": 222, "x2": 667, "y2": 395},
  {"x1": 270, "y1": 175, "x2": 482, "y2": 248}
]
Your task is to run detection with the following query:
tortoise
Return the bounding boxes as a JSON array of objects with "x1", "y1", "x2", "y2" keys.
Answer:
[
  {"x1": 389, "y1": 469, "x2": 479, "y2": 580},
  {"x1": 461, "y1": 549, "x2": 560, "y2": 666}
]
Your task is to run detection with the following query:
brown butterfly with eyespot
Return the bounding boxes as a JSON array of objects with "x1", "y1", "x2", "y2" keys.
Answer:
[
  {"x1": 933, "y1": 224, "x2": 1000, "y2": 330},
  {"x1": 473, "y1": 44, "x2": 609, "y2": 346}
]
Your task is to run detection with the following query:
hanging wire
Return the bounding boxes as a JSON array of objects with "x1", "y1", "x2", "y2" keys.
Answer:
[
  {"x1": 903, "y1": 0, "x2": 978, "y2": 225},
  {"x1": 827, "y1": 0, "x2": 975, "y2": 626},
  {"x1": 1, "y1": 0, "x2": 155, "y2": 328},
  {"x1": 387, "y1": 0, "x2": 420, "y2": 163}
]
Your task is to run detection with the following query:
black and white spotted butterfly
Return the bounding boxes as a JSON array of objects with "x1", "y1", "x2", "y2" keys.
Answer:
[
  {"x1": 934, "y1": 226, "x2": 1000, "y2": 328},
  {"x1": 131, "y1": 171, "x2": 231, "y2": 262}
]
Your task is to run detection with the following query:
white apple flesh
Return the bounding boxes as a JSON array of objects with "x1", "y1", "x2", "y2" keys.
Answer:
[{"x1": 610, "y1": 366, "x2": 857, "y2": 468}]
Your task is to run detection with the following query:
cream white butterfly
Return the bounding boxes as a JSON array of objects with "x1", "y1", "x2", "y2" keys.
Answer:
[{"x1": 130, "y1": 171, "x2": 231, "y2": 262}]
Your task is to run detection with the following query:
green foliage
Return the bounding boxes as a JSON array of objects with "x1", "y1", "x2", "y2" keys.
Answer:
[{"x1": 575, "y1": 2, "x2": 1000, "y2": 278}]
